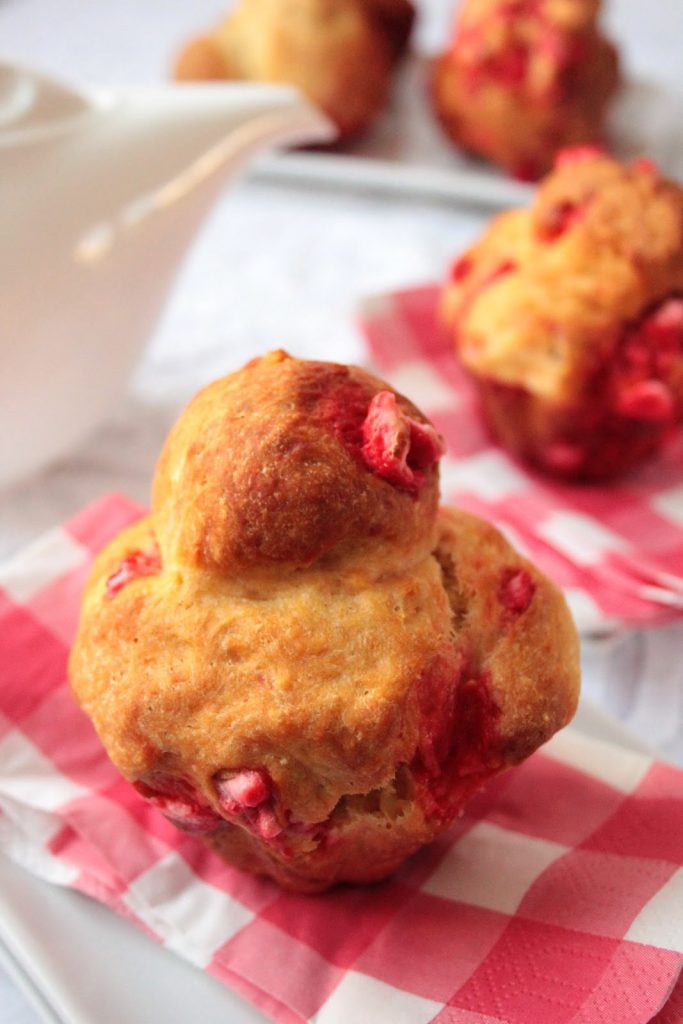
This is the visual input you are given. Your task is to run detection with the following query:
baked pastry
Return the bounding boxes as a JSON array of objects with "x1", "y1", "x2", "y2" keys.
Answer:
[
  {"x1": 431, "y1": 0, "x2": 619, "y2": 179},
  {"x1": 174, "y1": 0, "x2": 415, "y2": 142},
  {"x1": 69, "y1": 351, "x2": 579, "y2": 892},
  {"x1": 442, "y1": 148, "x2": 683, "y2": 481}
]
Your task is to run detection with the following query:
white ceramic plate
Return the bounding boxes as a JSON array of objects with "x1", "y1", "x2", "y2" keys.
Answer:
[
  {"x1": 253, "y1": 57, "x2": 683, "y2": 209},
  {"x1": 0, "y1": 697, "x2": 656, "y2": 1024},
  {"x1": 0, "y1": 856, "x2": 260, "y2": 1024}
]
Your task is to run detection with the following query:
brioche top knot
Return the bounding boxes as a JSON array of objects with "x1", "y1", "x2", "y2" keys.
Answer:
[{"x1": 152, "y1": 351, "x2": 445, "y2": 574}]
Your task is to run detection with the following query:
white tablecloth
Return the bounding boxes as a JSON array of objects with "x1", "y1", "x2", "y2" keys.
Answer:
[{"x1": 1, "y1": 1, "x2": 682, "y2": 1021}]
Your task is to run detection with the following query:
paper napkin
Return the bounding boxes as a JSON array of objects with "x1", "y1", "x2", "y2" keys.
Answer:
[{"x1": 1, "y1": 495, "x2": 682, "y2": 1024}]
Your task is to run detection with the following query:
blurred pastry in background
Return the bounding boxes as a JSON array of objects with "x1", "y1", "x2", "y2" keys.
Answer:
[
  {"x1": 442, "y1": 148, "x2": 683, "y2": 481},
  {"x1": 174, "y1": 0, "x2": 416, "y2": 142},
  {"x1": 431, "y1": 0, "x2": 619, "y2": 180}
]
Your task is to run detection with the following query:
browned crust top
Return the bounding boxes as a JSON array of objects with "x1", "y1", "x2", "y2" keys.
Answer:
[{"x1": 152, "y1": 350, "x2": 440, "y2": 573}]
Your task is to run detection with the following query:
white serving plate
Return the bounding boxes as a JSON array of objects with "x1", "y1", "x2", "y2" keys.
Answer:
[
  {"x1": 254, "y1": 57, "x2": 683, "y2": 209},
  {"x1": 0, "y1": 697, "x2": 656, "y2": 1024}
]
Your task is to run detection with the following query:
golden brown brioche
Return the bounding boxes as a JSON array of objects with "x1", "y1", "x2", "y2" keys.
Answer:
[
  {"x1": 69, "y1": 351, "x2": 579, "y2": 892},
  {"x1": 174, "y1": 0, "x2": 415, "y2": 142},
  {"x1": 442, "y1": 149, "x2": 683, "y2": 481},
  {"x1": 431, "y1": 0, "x2": 618, "y2": 179}
]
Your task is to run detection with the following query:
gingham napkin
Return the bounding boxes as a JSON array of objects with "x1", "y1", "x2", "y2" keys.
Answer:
[
  {"x1": 360, "y1": 285, "x2": 683, "y2": 635},
  {"x1": 1, "y1": 495, "x2": 682, "y2": 1024}
]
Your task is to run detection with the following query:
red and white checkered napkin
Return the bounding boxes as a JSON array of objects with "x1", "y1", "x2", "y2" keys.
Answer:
[
  {"x1": 360, "y1": 285, "x2": 683, "y2": 634},
  {"x1": 1, "y1": 495, "x2": 683, "y2": 1024}
]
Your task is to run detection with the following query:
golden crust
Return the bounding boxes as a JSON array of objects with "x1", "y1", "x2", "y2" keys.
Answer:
[
  {"x1": 442, "y1": 152, "x2": 683, "y2": 479},
  {"x1": 152, "y1": 350, "x2": 440, "y2": 572},
  {"x1": 173, "y1": 0, "x2": 415, "y2": 141},
  {"x1": 434, "y1": 508, "x2": 579, "y2": 763},
  {"x1": 431, "y1": 0, "x2": 618, "y2": 178},
  {"x1": 69, "y1": 352, "x2": 579, "y2": 892}
]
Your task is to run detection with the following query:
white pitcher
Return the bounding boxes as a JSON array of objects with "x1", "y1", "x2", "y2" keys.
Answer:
[{"x1": 0, "y1": 63, "x2": 333, "y2": 486}]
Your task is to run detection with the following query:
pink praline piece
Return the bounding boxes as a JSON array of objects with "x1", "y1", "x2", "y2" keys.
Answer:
[{"x1": 360, "y1": 391, "x2": 445, "y2": 496}]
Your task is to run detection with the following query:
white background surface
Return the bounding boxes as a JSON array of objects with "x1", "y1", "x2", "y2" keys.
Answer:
[{"x1": 1, "y1": 1, "x2": 682, "y2": 1022}]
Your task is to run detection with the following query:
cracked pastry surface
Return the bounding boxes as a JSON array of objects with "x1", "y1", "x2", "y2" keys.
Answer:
[
  {"x1": 173, "y1": 0, "x2": 415, "y2": 142},
  {"x1": 69, "y1": 351, "x2": 579, "y2": 892},
  {"x1": 431, "y1": 0, "x2": 618, "y2": 179},
  {"x1": 442, "y1": 149, "x2": 683, "y2": 481}
]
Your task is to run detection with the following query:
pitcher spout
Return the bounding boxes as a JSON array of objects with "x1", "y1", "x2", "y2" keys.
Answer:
[
  {"x1": 73, "y1": 82, "x2": 335, "y2": 262},
  {"x1": 94, "y1": 81, "x2": 336, "y2": 212},
  {"x1": 0, "y1": 64, "x2": 334, "y2": 486}
]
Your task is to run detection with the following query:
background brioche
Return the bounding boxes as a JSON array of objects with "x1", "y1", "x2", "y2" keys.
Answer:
[
  {"x1": 442, "y1": 149, "x2": 683, "y2": 481},
  {"x1": 174, "y1": 0, "x2": 415, "y2": 142},
  {"x1": 431, "y1": 0, "x2": 618, "y2": 179}
]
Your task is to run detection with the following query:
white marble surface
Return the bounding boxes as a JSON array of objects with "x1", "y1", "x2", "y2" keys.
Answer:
[{"x1": 1, "y1": 1, "x2": 682, "y2": 1021}]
